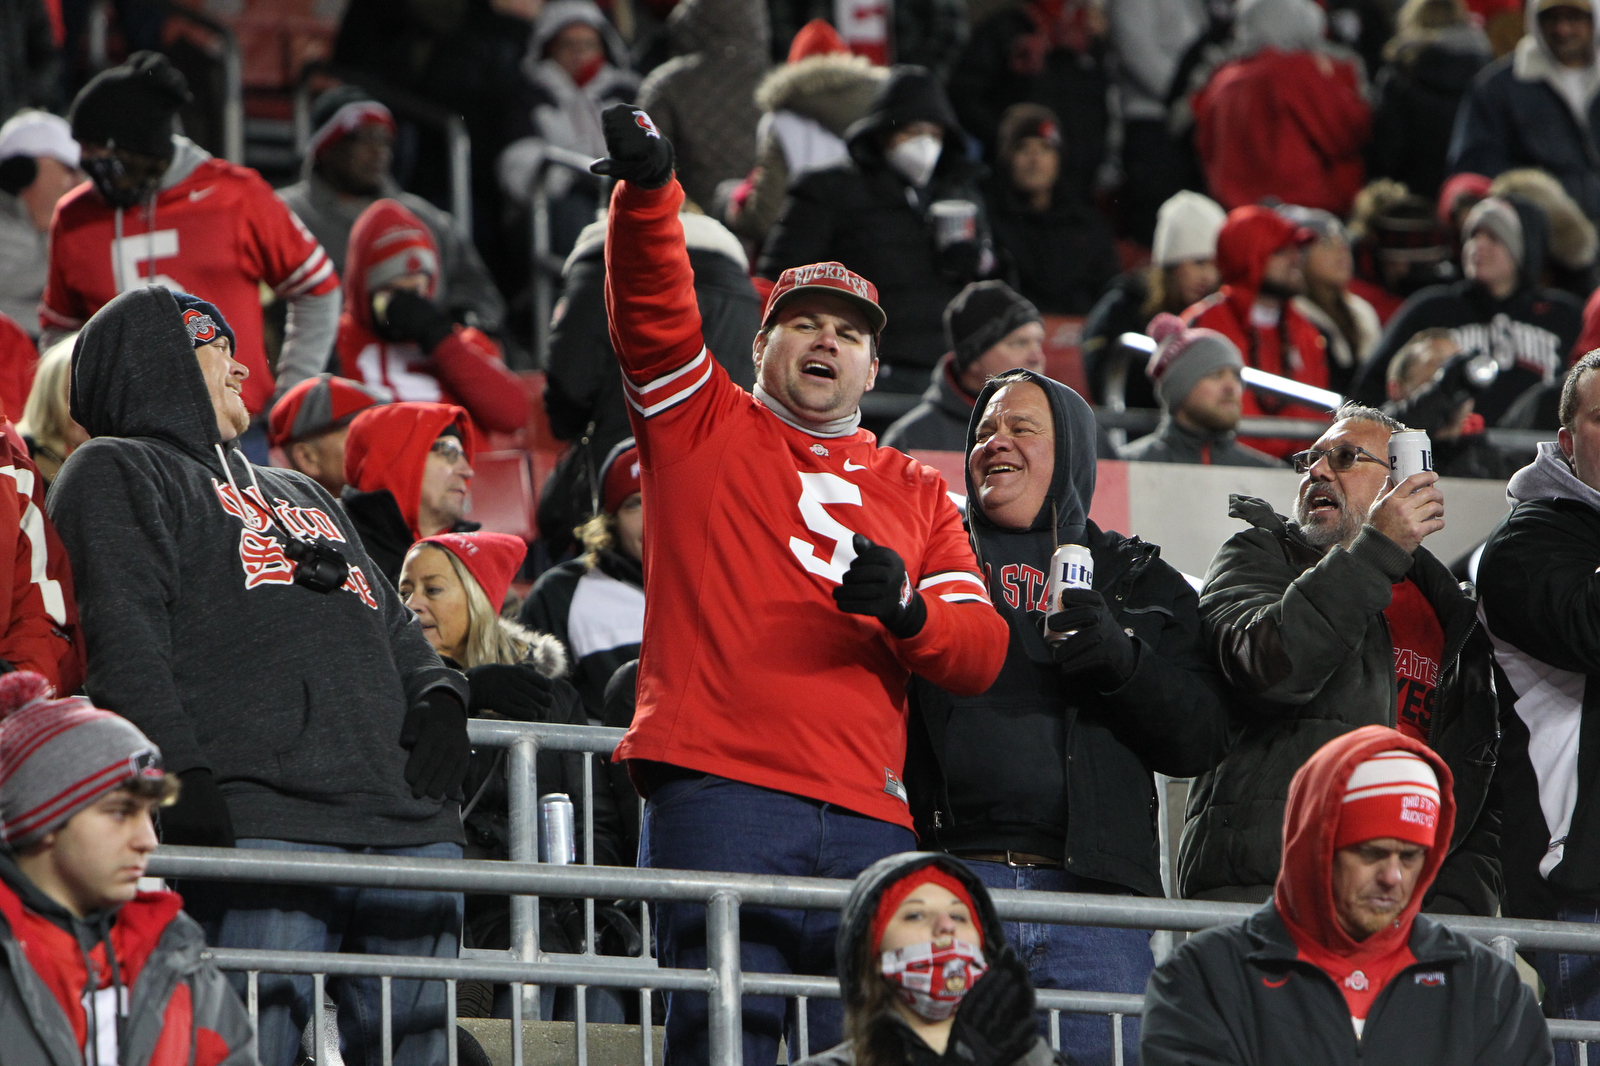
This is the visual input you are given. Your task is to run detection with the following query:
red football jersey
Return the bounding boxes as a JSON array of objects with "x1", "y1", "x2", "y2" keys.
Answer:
[
  {"x1": 606, "y1": 179, "x2": 1009, "y2": 828},
  {"x1": 42, "y1": 158, "x2": 338, "y2": 415}
]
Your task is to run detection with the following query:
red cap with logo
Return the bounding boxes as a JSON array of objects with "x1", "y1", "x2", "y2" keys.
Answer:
[
  {"x1": 762, "y1": 262, "x2": 887, "y2": 336},
  {"x1": 269, "y1": 373, "x2": 389, "y2": 446}
]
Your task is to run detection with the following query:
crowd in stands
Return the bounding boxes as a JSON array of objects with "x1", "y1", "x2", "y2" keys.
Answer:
[{"x1": 9, "y1": 0, "x2": 1600, "y2": 1063}]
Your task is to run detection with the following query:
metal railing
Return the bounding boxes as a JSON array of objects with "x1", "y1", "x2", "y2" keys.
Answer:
[{"x1": 528, "y1": 145, "x2": 607, "y2": 369}]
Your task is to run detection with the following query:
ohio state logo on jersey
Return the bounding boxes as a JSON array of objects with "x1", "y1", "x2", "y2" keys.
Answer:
[
  {"x1": 212, "y1": 479, "x2": 377, "y2": 608},
  {"x1": 183, "y1": 308, "x2": 218, "y2": 346}
]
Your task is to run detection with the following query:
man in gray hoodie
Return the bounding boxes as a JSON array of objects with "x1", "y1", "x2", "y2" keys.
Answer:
[
  {"x1": 45, "y1": 286, "x2": 472, "y2": 1066},
  {"x1": 1479, "y1": 348, "x2": 1600, "y2": 1063}
]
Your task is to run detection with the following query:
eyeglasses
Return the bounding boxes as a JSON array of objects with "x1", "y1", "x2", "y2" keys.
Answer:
[
  {"x1": 430, "y1": 437, "x2": 467, "y2": 464},
  {"x1": 1288, "y1": 444, "x2": 1389, "y2": 475}
]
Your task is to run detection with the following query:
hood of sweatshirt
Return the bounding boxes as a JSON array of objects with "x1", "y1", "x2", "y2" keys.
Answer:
[
  {"x1": 344, "y1": 401, "x2": 479, "y2": 541},
  {"x1": 964, "y1": 369, "x2": 1098, "y2": 665},
  {"x1": 846, "y1": 65, "x2": 969, "y2": 180},
  {"x1": 527, "y1": 0, "x2": 632, "y2": 73},
  {"x1": 667, "y1": 0, "x2": 770, "y2": 55},
  {"x1": 1235, "y1": 0, "x2": 1328, "y2": 54},
  {"x1": 343, "y1": 198, "x2": 439, "y2": 335},
  {"x1": 834, "y1": 851, "x2": 1008, "y2": 1006},
  {"x1": 1506, "y1": 439, "x2": 1600, "y2": 511},
  {"x1": 1216, "y1": 205, "x2": 1308, "y2": 300},
  {"x1": 1274, "y1": 726, "x2": 1455, "y2": 963},
  {"x1": 69, "y1": 286, "x2": 230, "y2": 468}
]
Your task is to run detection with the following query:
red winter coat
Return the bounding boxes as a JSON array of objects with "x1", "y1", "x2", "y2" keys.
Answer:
[
  {"x1": 0, "y1": 313, "x2": 38, "y2": 425},
  {"x1": 1192, "y1": 48, "x2": 1372, "y2": 217}
]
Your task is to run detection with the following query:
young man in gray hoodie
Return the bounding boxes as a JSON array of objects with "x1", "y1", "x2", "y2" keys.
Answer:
[{"x1": 45, "y1": 286, "x2": 472, "y2": 1066}]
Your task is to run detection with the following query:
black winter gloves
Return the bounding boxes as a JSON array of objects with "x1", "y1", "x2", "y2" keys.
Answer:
[
  {"x1": 590, "y1": 104, "x2": 675, "y2": 189},
  {"x1": 1046, "y1": 588, "x2": 1137, "y2": 690},
  {"x1": 945, "y1": 945, "x2": 1039, "y2": 1066},
  {"x1": 400, "y1": 688, "x2": 471, "y2": 800},
  {"x1": 834, "y1": 534, "x2": 927, "y2": 639},
  {"x1": 159, "y1": 768, "x2": 236, "y2": 848},
  {"x1": 465, "y1": 663, "x2": 555, "y2": 721},
  {"x1": 374, "y1": 288, "x2": 455, "y2": 352}
]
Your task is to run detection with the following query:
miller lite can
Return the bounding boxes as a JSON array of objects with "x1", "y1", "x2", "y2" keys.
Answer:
[
  {"x1": 1388, "y1": 430, "x2": 1433, "y2": 488},
  {"x1": 1047, "y1": 544, "x2": 1094, "y2": 614},
  {"x1": 539, "y1": 794, "x2": 576, "y2": 865}
]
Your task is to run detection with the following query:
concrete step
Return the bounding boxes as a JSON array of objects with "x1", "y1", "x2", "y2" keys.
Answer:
[{"x1": 459, "y1": 1019, "x2": 665, "y2": 1066}]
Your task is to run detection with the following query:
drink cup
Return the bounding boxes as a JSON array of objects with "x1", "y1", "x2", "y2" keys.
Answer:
[{"x1": 930, "y1": 200, "x2": 978, "y2": 249}]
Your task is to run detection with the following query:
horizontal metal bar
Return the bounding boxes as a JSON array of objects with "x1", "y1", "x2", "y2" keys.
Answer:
[
  {"x1": 1550, "y1": 1021, "x2": 1600, "y2": 1042},
  {"x1": 468, "y1": 719, "x2": 624, "y2": 752},
  {"x1": 202, "y1": 947, "x2": 713, "y2": 992}
]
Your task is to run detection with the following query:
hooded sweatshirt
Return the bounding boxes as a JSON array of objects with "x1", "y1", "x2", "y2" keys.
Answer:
[
  {"x1": 46, "y1": 286, "x2": 468, "y2": 847},
  {"x1": 336, "y1": 199, "x2": 528, "y2": 434},
  {"x1": 341, "y1": 400, "x2": 482, "y2": 588},
  {"x1": 1353, "y1": 196, "x2": 1582, "y2": 423},
  {"x1": 1183, "y1": 207, "x2": 1332, "y2": 459},
  {"x1": 906, "y1": 370, "x2": 1230, "y2": 891},
  {"x1": 0, "y1": 851, "x2": 255, "y2": 1066}
]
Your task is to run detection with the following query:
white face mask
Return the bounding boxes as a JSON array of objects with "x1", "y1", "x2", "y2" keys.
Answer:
[{"x1": 887, "y1": 134, "x2": 942, "y2": 188}]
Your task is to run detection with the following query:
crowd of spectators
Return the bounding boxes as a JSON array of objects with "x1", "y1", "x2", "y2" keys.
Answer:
[{"x1": 9, "y1": 0, "x2": 1600, "y2": 1064}]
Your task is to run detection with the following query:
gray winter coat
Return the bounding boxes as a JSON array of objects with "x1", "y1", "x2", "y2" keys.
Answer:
[
  {"x1": 1180, "y1": 495, "x2": 1502, "y2": 915},
  {"x1": 1118, "y1": 417, "x2": 1284, "y2": 467},
  {"x1": 881, "y1": 355, "x2": 975, "y2": 452}
]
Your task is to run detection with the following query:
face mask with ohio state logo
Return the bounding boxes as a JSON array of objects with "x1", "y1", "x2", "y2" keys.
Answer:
[{"x1": 880, "y1": 934, "x2": 987, "y2": 1021}]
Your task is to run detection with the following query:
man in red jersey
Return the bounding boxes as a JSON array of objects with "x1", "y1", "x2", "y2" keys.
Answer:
[
  {"x1": 40, "y1": 53, "x2": 341, "y2": 458},
  {"x1": 590, "y1": 104, "x2": 1010, "y2": 1066}
]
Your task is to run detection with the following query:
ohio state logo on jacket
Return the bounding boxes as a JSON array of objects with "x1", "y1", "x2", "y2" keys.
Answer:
[{"x1": 211, "y1": 480, "x2": 378, "y2": 608}]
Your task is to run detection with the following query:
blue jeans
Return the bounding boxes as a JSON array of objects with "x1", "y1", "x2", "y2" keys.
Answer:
[
  {"x1": 1536, "y1": 900, "x2": 1600, "y2": 1066},
  {"x1": 966, "y1": 862, "x2": 1152, "y2": 1066},
  {"x1": 194, "y1": 839, "x2": 463, "y2": 1066},
  {"x1": 641, "y1": 775, "x2": 915, "y2": 1066}
]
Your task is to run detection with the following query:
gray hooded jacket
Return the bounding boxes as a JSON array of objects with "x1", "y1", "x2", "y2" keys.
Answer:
[{"x1": 46, "y1": 286, "x2": 467, "y2": 847}]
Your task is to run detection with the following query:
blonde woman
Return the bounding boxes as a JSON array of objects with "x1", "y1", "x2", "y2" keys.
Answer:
[
  {"x1": 17, "y1": 333, "x2": 86, "y2": 488},
  {"x1": 399, "y1": 530, "x2": 627, "y2": 1021}
]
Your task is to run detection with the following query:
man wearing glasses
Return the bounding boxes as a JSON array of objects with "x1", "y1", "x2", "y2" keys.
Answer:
[{"x1": 1178, "y1": 402, "x2": 1503, "y2": 919}]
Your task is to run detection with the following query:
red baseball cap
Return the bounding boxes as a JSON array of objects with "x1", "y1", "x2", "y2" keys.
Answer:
[
  {"x1": 269, "y1": 374, "x2": 389, "y2": 447},
  {"x1": 762, "y1": 261, "x2": 887, "y2": 336}
]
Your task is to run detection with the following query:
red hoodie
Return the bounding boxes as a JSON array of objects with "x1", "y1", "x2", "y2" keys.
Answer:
[
  {"x1": 336, "y1": 200, "x2": 528, "y2": 435},
  {"x1": 344, "y1": 401, "x2": 480, "y2": 542},
  {"x1": 1184, "y1": 206, "x2": 1332, "y2": 459},
  {"x1": 1275, "y1": 726, "x2": 1456, "y2": 1036}
]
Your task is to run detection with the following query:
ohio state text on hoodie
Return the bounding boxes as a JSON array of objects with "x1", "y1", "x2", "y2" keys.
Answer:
[
  {"x1": 1143, "y1": 727, "x2": 1550, "y2": 1066},
  {"x1": 46, "y1": 286, "x2": 468, "y2": 846}
]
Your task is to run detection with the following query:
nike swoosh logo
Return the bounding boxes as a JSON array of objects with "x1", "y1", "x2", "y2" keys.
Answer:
[
  {"x1": 189, "y1": 187, "x2": 215, "y2": 202},
  {"x1": 843, "y1": 459, "x2": 866, "y2": 471},
  {"x1": 1261, "y1": 976, "x2": 1289, "y2": 988}
]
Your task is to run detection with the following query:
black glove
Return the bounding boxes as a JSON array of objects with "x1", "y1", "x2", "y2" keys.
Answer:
[
  {"x1": 158, "y1": 768, "x2": 236, "y2": 848},
  {"x1": 464, "y1": 662, "x2": 555, "y2": 720},
  {"x1": 399, "y1": 689, "x2": 471, "y2": 800},
  {"x1": 589, "y1": 104, "x2": 675, "y2": 189},
  {"x1": 374, "y1": 288, "x2": 455, "y2": 352},
  {"x1": 1045, "y1": 588, "x2": 1138, "y2": 690},
  {"x1": 937, "y1": 239, "x2": 983, "y2": 282},
  {"x1": 945, "y1": 945, "x2": 1039, "y2": 1066},
  {"x1": 834, "y1": 534, "x2": 927, "y2": 639}
]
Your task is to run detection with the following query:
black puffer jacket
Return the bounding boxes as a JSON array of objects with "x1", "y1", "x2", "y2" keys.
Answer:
[
  {"x1": 984, "y1": 173, "x2": 1119, "y2": 316},
  {"x1": 758, "y1": 66, "x2": 994, "y2": 387},
  {"x1": 1369, "y1": 26, "x2": 1492, "y2": 200},
  {"x1": 1181, "y1": 495, "x2": 1502, "y2": 915},
  {"x1": 906, "y1": 370, "x2": 1230, "y2": 898},
  {"x1": 795, "y1": 851, "x2": 1059, "y2": 1066}
]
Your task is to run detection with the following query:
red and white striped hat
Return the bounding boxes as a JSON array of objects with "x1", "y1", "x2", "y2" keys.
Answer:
[{"x1": 1333, "y1": 750, "x2": 1441, "y2": 850}]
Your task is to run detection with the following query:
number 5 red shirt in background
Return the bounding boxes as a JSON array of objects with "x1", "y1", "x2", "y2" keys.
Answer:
[
  {"x1": 41, "y1": 152, "x2": 338, "y2": 417},
  {"x1": 605, "y1": 177, "x2": 1009, "y2": 829}
]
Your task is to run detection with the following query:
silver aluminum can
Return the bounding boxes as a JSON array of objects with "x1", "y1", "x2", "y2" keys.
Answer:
[
  {"x1": 1388, "y1": 429, "x2": 1433, "y2": 485},
  {"x1": 1047, "y1": 544, "x2": 1095, "y2": 615},
  {"x1": 540, "y1": 793, "x2": 576, "y2": 865}
]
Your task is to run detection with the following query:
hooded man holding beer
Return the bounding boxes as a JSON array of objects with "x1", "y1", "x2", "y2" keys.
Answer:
[
  {"x1": 901, "y1": 368, "x2": 1233, "y2": 1064},
  {"x1": 1180, "y1": 402, "x2": 1503, "y2": 921}
]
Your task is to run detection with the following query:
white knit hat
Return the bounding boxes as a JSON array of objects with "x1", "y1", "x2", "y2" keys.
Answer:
[
  {"x1": 1153, "y1": 191, "x2": 1227, "y2": 267},
  {"x1": 0, "y1": 110, "x2": 80, "y2": 168}
]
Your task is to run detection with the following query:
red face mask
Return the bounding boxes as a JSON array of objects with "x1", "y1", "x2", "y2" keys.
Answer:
[{"x1": 880, "y1": 934, "x2": 987, "y2": 1021}]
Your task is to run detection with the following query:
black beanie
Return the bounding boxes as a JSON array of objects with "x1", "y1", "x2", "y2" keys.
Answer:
[
  {"x1": 69, "y1": 51, "x2": 192, "y2": 159},
  {"x1": 944, "y1": 281, "x2": 1042, "y2": 371},
  {"x1": 171, "y1": 291, "x2": 237, "y2": 354}
]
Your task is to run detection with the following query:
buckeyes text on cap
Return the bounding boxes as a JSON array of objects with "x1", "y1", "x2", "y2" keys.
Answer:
[{"x1": 762, "y1": 262, "x2": 888, "y2": 337}]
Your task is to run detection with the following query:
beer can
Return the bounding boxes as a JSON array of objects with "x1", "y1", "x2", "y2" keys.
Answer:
[
  {"x1": 539, "y1": 793, "x2": 576, "y2": 865},
  {"x1": 1388, "y1": 429, "x2": 1433, "y2": 486},
  {"x1": 1047, "y1": 544, "x2": 1095, "y2": 615}
]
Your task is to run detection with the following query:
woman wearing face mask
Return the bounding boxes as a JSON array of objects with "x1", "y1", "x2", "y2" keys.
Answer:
[
  {"x1": 758, "y1": 66, "x2": 999, "y2": 404},
  {"x1": 799, "y1": 852, "x2": 1060, "y2": 1066},
  {"x1": 399, "y1": 531, "x2": 631, "y2": 1022}
]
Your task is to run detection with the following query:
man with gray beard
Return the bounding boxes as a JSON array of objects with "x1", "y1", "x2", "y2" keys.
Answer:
[{"x1": 1177, "y1": 403, "x2": 1504, "y2": 917}]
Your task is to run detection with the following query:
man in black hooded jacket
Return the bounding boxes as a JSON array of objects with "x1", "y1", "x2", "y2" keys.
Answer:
[
  {"x1": 45, "y1": 286, "x2": 472, "y2": 1066},
  {"x1": 1352, "y1": 194, "x2": 1582, "y2": 423},
  {"x1": 904, "y1": 367, "x2": 1231, "y2": 1065}
]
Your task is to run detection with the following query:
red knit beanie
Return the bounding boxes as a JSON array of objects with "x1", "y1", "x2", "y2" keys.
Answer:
[
  {"x1": 1333, "y1": 750, "x2": 1442, "y2": 850},
  {"x1": 870, "y1": 866, "x2": 983, "y2": 951},
  {"x1": 418, "y1": 531, "x2": 527, "y2": 611},
  {"x1": 601, "y1": 444, "x2": 641, "y2": 514}
]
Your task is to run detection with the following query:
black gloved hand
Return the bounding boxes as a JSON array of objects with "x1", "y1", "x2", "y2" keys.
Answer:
[
  {"x1": 945, "y1": 944, "x2": 1038, "y2": 1066},
  {"x1": 158, "y1": 768, "x2": 236, "y2": 848},
  {"x1": 589, "y1": 104, "x2": 675, "y2": 189},
  {"x1": 399, "y1": 689, "x2": 471, "y2": 800},
  {"x1": 937, "y1": 239, "x2": 983, "y2": 282},
  {"x1": 833, "y1": 534, "x2": 927, "y2": 639},
  {"x1": 464, "y1": 662, "x2": 555, "y2": 720},
  {"x1": 374, "y1": 288, "x2": 455, "y2": 352},
  {"x1": 1046, "y1": 588, "x2": 1138, "y2": 690}
]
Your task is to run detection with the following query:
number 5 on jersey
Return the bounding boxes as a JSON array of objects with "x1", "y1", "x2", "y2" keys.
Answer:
[{"x1": 789, "y1": 471, "x2": 864, "y2": 583}]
